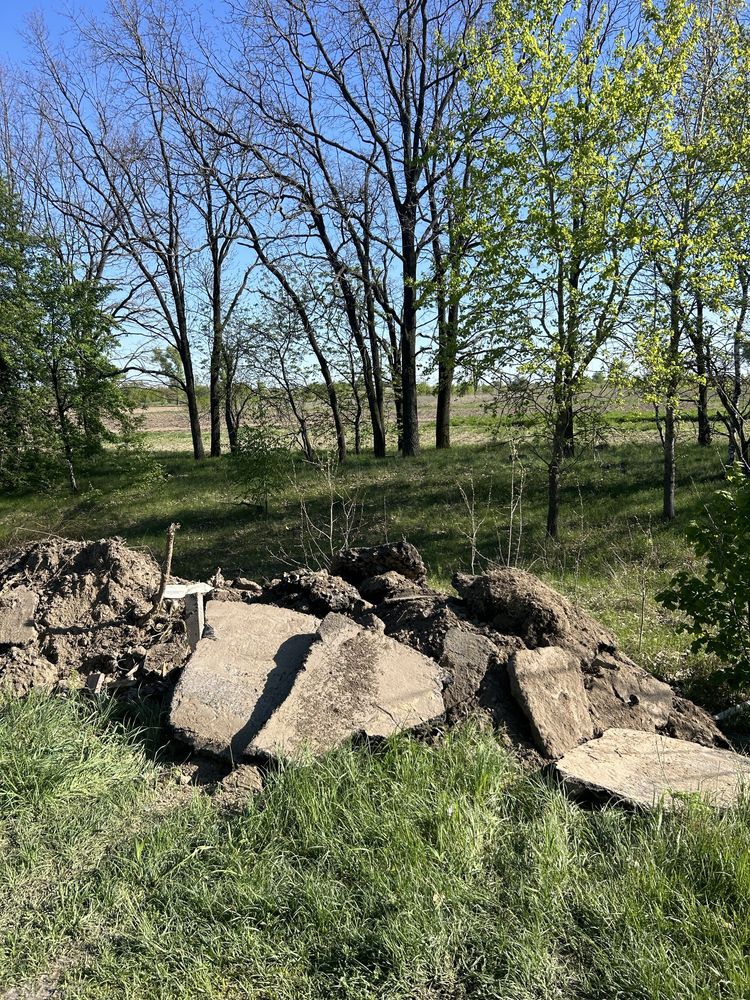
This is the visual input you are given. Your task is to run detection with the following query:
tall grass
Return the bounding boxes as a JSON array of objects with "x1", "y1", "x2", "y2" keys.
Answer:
[{"x1": 1, "y1": 696, "x2": 749, "y2": 999}]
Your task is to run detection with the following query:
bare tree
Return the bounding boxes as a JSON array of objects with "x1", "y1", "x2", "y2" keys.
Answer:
[{"x1": 215, "y1": 0, "x2": 487, "y2": 457}]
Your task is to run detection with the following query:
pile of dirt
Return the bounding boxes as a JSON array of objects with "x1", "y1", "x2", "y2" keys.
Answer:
[
  {"x1": 0, "y1": 535, "x2": 729, "y2": 774},
  {"x1": 0, "y1": 537, "x2": 190, "y2": 696}
]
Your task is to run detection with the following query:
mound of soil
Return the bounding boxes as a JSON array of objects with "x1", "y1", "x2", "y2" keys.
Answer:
[
  {"x1": 0, "y1": 537, "x2": 189, "y2": 695},
  {"x1": 0, "y1": 535, "x2": 729, "y2": 768}
]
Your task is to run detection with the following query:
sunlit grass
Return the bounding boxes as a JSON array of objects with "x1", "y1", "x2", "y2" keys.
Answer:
[{"x1": 1, "y1": 696, "x2": 749, "y2": 999}]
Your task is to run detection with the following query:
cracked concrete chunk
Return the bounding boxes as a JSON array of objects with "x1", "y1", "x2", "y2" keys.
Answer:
[
  {"x1": 553, "y1": 728, "x2": 750, "y2": 809},
  {"x1": 169, "y1": 602, "x2": 319, "y2": 758},
  {"x1": 247, "y1": 612, "x2": 444, "y2": 758},
  {"x1": 508, "y1": 646, "x2": 594, "y2": 758},
  {"x1": 585, "y1": 659, "x2": 673, "y2": 734},
  {"x1": 0, "y1": 586, "x2": 39, "y2": 646}
]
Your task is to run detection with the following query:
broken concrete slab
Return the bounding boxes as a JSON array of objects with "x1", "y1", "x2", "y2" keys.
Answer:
[
  {"x1": 247, "y1": 612, "x2": 444, "y2": 758},
  {"x1": 508, "y1": 646, "x2": 594, "y2": 757},
  {"x1": 169, "y1": 602, "x2": 320, "y2": 758},
  {"x1": 584, "y1": 653, "x2": 674, "y2": 735},
  {"x1": 0, "y1": 586, "x2": 39, "y2": 646},
  {"x1": 553, "y1": 728, "x2": 750, "y2": 809},
  {"x1": 184, "y1": 592, "x2": 205, "y2": 651}
]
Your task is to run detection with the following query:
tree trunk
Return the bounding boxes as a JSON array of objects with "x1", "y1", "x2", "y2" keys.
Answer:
[
  {"x1": 385, "y1": 314, "x2": 403, "y2": 452},
  {"x1": 400, "y1": 203, "x2": 420, "y2": 457},
  {"x1": 184, "y1": 374, "x2": 205, "y2": 462},
  {"x1": 663, "y1": 403, "x2": 676, "y2": 520},
  {"x1": 546, "y1": 395, "x2": 567, "y2": 539},
  {"x1": 695, "y1": 293, "x2": 711, "y2": 447},
  {"x1": 663, "y1": 283, "x2": 680, "y2": 521},
  {"x1": 728, "y1": 270, "x2": 748, "y2": 465},
  {"x1": 51, "y1": 363, "x2": 78, "y2": 494},
  {"x1": 562, "y1": 399, "x2": 575, "y2": 458},
  {"x1": 546, "y1": 450, "x2": 561, "y2": 539},
  {"x1": 209, "y1": 271, "x2": 223, "y2": 458},
  {"x1": 436, "y1": 300, "x2": 458, "y2": 450},
  {"x1": 435, "y1": 380, "x2": 452, "y2": 450}
]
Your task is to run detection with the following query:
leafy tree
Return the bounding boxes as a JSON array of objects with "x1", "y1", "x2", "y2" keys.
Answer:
[
  {"x1": 0, "y1": 177, "x2": 132, "y2": 491},
  {"x1": 456, "y1": 0, "x2": 694, "y2": 536},
  {"x1": 658, "y1": 467, "x2": 750, "y2": 689}
]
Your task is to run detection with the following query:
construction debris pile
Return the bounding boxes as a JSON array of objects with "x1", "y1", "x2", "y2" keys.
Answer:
[{"x1": 1, "y1": 535, "x2": 748, "y2": 809}]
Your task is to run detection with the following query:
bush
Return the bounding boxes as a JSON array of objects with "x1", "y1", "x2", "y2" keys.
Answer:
[
  {"x1": 658, "y1": 467, "x2": 750, "y2": 689},
  {"x1": 235, "y1": 424, "x2": 289, "y2": 515}
]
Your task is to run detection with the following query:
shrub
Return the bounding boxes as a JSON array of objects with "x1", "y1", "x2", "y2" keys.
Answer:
[{"x1": 658, "y1": 467, "x2": 750, "y2": 689}]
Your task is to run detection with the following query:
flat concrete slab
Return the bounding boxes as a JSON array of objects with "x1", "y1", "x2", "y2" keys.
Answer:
[
  {"x1": 247, "y1": 613, "x2": 444, "y2": 758},
  {"x1": 508, "y1": 646, "x2": 594, "y2": 757},
  {"x1": 169, "y1": 602, "x2": 319, "y2": 758},
  {"x1": 0, "y1": 586, "x2": 39, "y2": 646},
  {"x1": 553, "y1": 728, "x2": 750, "y2": 809}
]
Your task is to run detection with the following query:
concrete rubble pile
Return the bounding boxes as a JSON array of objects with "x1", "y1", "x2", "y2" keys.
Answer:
[{"x1": 2, "y1": 535, "x2": 749, "y2": 809}]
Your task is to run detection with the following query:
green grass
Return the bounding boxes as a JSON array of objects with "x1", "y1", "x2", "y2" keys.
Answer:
[
  {"x1": 1, "y1": 694, "x2": 749, "y2": 999},
  {"x1": 2, "y1": 431, "x2": 748, "y2": 997},
  {"x1": 0, "y1": 432, "x2": 733, "y2": 701}
]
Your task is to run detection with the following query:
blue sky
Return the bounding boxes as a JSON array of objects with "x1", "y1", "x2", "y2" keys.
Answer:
[{"x1": 0, "y1": 1, "x2": 106, "y2": 62}]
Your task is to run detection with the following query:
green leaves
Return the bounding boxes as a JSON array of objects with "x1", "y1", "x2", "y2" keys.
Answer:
[
  {"x1": 658, "y1": 467, "x2": 750, "y2": 687},
  {"x1": 0, "y1": 177, "x2": 132, "y2": 489}
]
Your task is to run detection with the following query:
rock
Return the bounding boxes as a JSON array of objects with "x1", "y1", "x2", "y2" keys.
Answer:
[
  {"x1": 440, "y1": 625, "x2": 532, "y2": 746},
  {"x1": 163, "y1": 582, "x2": 214, "y2": 601},
  {"x1": 169, "y1": 602, "x2": 320, "y2": 758},
  {"x1": 184, "y1": 592, "x2": 205, "y2": 651},
  {"x1": 247, "y1": 612, "x2": 444, "y2": 758},
  {"x1": 358, "y1": 571, "x2": 426, "y2": 603},
  {"x1": 665, "y1": 696, "x2": 729, "y2": 748},
  {"x1": 217, "y1": 764, "x2": 263, "y2": 799},
  {"x1": 452, "y1": 568, "x2": 614, "y2": 659},
  {"x1": 0, "y1": 586, "x2": 38, "y2": 646},
  {"x1": 331, "y1": 542, "x2": 427, "y2": 584},
  {"x1": 231, "y1": 577, "x2": 263, "y2": 596},
  {"x1": 552, "y1": 728, "x2": 750, "y2": 809},
  {"x1": 261, "y1": 570, "x2": 371, "y2": 617},
  {"x1": 584, "y1": 652, "x2": 674, "y2": 735},
  {"x1": 508, "y1": 647, "x2": 594, "y2": 757},
  {"x1": 84, "y1": 671, "x2": 105, "y2": 694}
]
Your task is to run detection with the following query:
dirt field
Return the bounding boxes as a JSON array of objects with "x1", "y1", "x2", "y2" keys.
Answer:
[{"x1": 135, "y1": 392, "x2": 517, "y2": 451}]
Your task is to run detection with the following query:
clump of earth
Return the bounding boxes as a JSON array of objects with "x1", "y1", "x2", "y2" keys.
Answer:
[{"x1": 0, "y1": 537, "x2": 190, "y2": 696}]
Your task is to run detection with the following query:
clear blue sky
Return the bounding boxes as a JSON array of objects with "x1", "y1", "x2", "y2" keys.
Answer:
[{"x1": 0, "y1": 1, "x2": 106, "y2": 62}]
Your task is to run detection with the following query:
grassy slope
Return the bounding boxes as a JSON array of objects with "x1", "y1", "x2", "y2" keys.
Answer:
[
  {"x1": 2, "y1": 694, "x2": 750, "y2": 1000},
  {"x1": 0, "y1": 431, "x2": 732, "y2": 702}
]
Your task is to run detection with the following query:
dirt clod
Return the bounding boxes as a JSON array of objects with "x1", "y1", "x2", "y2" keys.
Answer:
[
  {"x1": 331, "y1": 541, "x2": 426, "y2": 584},
  {"x1": 0, "y1": 537, "x2": 190, "y2": 695}
]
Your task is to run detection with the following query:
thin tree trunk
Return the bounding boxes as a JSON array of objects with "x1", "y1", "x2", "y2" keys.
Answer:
[
  {"x1": 663, "y1": 403, "x2": 677, "y2": 520},
  {"x1": 400, "y1": 204, "x2": 420, "y2": 457},
  {"x1": 663, "y1": 284, "x2": 681, "y2": 521},
  {"x1": 182, "y1": 354, "x2": 205, "y2": 461},
  {"x1": 51, "y1": 366, "x2": 78, "y2": 494},
  {"x1": 729, "y1": 270, "x2": 748, "y2": 465},
  {"x1": 695, "y1": 292, "x2": 711, "y2": 447},
  {"x1": 436, "y1": 300, "x2": 458, "y2": 450},
  {"x1": 209, "y1": 270, "x2": 223, "y2": 457},
  {"x1": 546, "y1": 373, "x2": 567, "y2": 538}
]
